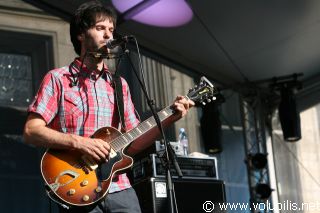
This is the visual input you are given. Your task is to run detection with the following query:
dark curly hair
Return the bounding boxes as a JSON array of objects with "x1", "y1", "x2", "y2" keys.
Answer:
[{"x1": 70, "y1": 1, "x2": 117, "y2": 55}]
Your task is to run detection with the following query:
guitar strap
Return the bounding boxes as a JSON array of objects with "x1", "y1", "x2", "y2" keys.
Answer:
[{"x1": 112, "y1": 73, "x2": 126, "y2": 131}]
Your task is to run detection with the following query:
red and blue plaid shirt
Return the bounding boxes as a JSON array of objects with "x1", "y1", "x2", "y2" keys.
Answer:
[{"x1": 28, "y1": 58, "x2": 139, "y2": 193}]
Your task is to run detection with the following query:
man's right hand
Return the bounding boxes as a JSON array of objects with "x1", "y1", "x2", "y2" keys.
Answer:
[
  {"x1": 76, "y1": 137, "x2": 111, "y2": 163},
  {"x1": 24, "y1": 113, "x2": 111, "y2": 163}
]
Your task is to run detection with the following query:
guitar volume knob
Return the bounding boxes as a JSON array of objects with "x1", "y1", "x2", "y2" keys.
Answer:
[
  {"x1": 81, "y1": 180, "x2": 89, "y2": 186},
  {"x1": 95, "y1": 186, "x2": 102, "y2": 193},
  {"x1": 68, "y1": 189, "x2": 76, "y2": 195},
  {"x1": 83, "y1": 195, "x2": 90, "y2": 202}
]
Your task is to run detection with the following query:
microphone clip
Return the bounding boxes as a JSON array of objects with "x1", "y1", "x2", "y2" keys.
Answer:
[{"x1": 106, "y1": 35, "x2": 134, "y2": 49}]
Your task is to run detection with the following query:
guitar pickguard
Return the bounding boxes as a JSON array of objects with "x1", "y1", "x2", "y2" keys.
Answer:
[{"x1": 96, "y1": 150, "x2": 122, "y2": 181}]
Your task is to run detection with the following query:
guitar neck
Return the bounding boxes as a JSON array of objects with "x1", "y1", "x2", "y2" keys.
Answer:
[
  {"x1": 110, "y1": 106, "x2": 174, "y2": 151},
  {"x1": 108, "y1": 75, "x2": 216, "y2": 152}
]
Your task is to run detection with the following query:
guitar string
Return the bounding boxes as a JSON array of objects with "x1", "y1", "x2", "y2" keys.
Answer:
[
  {"x1": 77, "y1": 92, "x2": 202, "y2": 170},
  {"x1": 107, "y1": 90, "x2": 202, "y2": 152},
  {"x1": 108, "y1": 106, "x2": 173, "y2": 152}
]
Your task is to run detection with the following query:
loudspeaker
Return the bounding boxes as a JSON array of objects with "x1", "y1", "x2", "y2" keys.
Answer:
[
  {"x1": 133, "y1": 177, "x2": 226, "y2": 213},
  {"x1": 200, "y1": 103, "x2": 223, "y2": 154},
  {"x1": 278, "y1": 87, "x2": 301, "y2": 142}
]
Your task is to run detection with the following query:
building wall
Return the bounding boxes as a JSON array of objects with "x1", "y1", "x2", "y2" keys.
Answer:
[
  {"x1": 0, "y1": 0, "x2": 75, "y2": 68},
  {"x1": 298, "y1": 105, "x2": 320, "y2": 212},
  {"x1": 0, "y1": 1, "x2": 74, "y2": 212},
  {"x1": 272, "y1": 104, "x2": 320, "y2": 212}
]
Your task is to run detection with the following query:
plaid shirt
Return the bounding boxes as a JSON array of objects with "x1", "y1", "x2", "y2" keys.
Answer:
[{"x1": 28, "y1": 58, "x2": 139, "y2": 193}]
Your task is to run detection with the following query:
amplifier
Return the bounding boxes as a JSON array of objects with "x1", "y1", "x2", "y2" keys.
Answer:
[
  {"x1": 133, "y1": 177, "x2": 226, "y2": 213},
  {"x1": 132, "y1": 154, "x2": 218, "y2": 183}
]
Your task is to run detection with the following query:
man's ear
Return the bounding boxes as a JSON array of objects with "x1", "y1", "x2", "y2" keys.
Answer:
[{"x1": 77, "y1": 33, "x2": 85, "y2": 41}]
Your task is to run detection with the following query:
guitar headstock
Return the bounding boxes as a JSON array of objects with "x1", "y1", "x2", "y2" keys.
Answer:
[{"x1": 187, "y1": 76, "x2": 218, "y2": 105}]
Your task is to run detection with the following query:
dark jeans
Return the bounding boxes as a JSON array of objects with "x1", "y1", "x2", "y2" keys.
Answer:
[{"x1": 59, "y1": 187, "x2": 141, "y2": 213}]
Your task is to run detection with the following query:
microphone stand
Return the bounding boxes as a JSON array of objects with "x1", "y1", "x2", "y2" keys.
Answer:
[{"x1": 121, "y1": 45, "x2": 182, "y2": 213}]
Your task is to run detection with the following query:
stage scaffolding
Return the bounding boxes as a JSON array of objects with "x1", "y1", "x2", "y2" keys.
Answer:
[{"x1": 239, "y1": 87, "x2": 275, "y2": 213}]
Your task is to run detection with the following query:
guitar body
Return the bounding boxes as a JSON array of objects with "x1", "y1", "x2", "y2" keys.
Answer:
[{"x1": 41, "y1": 127, "x2": 133, "y2": 207}]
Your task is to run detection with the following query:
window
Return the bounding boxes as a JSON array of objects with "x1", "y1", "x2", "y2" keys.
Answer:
[
  {"x1": 0, "y1": 30, "x2": 54, "y2": 212},
  {"x1": 0, "y1": 53, "x2": 33, "y2": 107}
]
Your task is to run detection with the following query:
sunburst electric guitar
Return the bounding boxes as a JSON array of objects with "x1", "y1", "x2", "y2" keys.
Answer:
[{"x1": 41, "y1": 76, "x2": 217, "y2": 207}]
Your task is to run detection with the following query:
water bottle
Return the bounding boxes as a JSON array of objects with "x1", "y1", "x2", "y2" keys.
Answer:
[{"x1": 178, "y1": 128, "x2": 189, "y2": 156}]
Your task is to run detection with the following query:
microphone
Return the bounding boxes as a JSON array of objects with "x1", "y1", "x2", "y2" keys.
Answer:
[{"x1": 106, "y1": 35, "x2": 133, "y2": 49}]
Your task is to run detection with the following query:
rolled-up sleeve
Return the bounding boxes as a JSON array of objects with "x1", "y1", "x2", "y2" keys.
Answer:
[{"x1": 28, "y1": 72, "x2": 60, "y2": 125}]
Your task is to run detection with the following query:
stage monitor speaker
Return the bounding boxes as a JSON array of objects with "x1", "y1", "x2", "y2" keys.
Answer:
[{"x1": 133, "y1": 177, "x2": 226, "y2": 213}]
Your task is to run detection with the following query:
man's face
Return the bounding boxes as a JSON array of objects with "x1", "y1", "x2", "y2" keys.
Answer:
[{"x1": 81, "y1": 17, "x2": 114, "y2": 53}]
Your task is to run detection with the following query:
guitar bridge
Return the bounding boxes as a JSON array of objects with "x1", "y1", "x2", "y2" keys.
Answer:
[
  {"x1": 81, "y1": 148, "x2": 117, "y2": 170},
  {"x1": 81, "y1": 156, "x2": 98, "y2": 170},
  {"x1": 109, "y1": 148, "x2": 117, "y2": 158}
]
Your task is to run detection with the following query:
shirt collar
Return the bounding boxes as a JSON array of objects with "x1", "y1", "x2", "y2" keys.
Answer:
[{"x1": 72, "y1": 57, "x2": 110, "y2": 77}]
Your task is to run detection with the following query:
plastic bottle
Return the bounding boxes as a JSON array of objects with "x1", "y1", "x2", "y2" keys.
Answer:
[{"x1": 178, "y1": 128, "x2": 189, "y2": 156}]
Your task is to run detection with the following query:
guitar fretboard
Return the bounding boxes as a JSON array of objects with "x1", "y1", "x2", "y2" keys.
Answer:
[{"x1": 110, "y1": 106, "x2": 174, "y2": 151}]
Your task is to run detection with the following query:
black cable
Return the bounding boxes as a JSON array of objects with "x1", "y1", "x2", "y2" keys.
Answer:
[
  {"x1": 128, "y1": 36, "x2": 180, "y2": 213},
  {"x1": 273, "y1": 133, "x2": 320, "y2": 188},
  {"x1": 188, "y1": 2, "x2": 250, "y2": 83},
  {"x1": 132, "y1": 37, "x2": 151, "y2": 99},
  {"x1": 49, "y1": 196, "x2": 52, "y2": 213},
  {"x1": 69, "y1": 51, "x2": 87, "y2": 87}
]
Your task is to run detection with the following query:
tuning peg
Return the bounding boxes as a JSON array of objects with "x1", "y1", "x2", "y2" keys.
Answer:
[
  {"x1": 207, "y1": 99, "x2": 211, "y2": 103},
  {"x1": 202, "y1": 102, "x2": 206, "y2": 105},
  {"x1": 212, "y1": 97, "x2": 217, "y2": 100}
]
